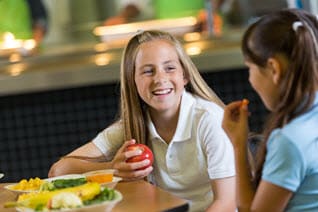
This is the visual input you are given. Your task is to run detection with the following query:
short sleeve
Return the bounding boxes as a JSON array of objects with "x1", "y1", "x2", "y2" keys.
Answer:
[
  {"x1": 199, "y1": 106, "x2": 235, "y2": 179},
  {"x1": 262, "y1": 130, "x2": 306, "y2": 192},
  {"x1": 92, "y1": 122, "x2": 124, "y2": 161}
]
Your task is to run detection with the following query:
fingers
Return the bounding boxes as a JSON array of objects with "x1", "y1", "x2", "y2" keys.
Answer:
[
  {"x1": 123, "y1": 158, "x2": 152, "y2": 171},
  {"x1": 117, "y1": 166, "x2": 153, "y2": 181},
  {"x1": 223, "y1": 100, "x2": 249, "y2": 122},
  {"x1": 114, "y1": 139, "x2": 138, "y2": 162},
  {"x1": 223, "y1": 101, "x2": 243, "y2": 124},
  {"x1": 118, "y1": 139, "x2": 136, "y2": 154},
  {"x1": 112, "y1": 139, "x2": 153, "y2": 181},
  {"x1": 116, "y1": 151, "x2": 151, "y2": 172},
  {"x1": 222, "y1": 99, "x2": 250, "y2": 137}
]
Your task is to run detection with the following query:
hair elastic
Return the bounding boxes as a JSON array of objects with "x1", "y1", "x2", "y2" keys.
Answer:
[
  {"x1": 292, "y1": 20, "x2": 318, "y2": 56},
  {"x1": 292, "y1": 21, "x2": 303, "y2": 32}
]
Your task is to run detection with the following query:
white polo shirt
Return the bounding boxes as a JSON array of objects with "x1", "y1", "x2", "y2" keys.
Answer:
[{"x1": 93, "y1": 91, "x2": 235, "y2": 212}]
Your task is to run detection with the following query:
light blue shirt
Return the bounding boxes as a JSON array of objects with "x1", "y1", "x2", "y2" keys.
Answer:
[{"x1": 262, "y1": 92, "x2": 318, "y2": 211}]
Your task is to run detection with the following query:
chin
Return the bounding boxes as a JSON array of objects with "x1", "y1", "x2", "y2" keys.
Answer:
[{"x1": 264, "y1": 102, "x2": 275, "y2": 112}]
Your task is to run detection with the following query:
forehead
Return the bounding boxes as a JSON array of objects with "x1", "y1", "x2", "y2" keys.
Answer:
[{"x1": 136, "y1": 39, "x2": 179, "y2": 61}]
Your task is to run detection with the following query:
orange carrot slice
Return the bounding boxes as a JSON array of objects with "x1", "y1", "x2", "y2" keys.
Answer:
[
  {"x1": 86, "y1": 173, "x2": 113, "y2": 184},
  {"x1": 241, "y1": 99, "x2": 249, "y2": 107}
]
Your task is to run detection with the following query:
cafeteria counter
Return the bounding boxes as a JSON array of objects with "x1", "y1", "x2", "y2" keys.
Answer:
[
  {"x1": 0, "y1": 33, "x2": 268, "y2": 182},
  {"x1": 0, "y1": 33, "x2": 244, "y2": 96}
]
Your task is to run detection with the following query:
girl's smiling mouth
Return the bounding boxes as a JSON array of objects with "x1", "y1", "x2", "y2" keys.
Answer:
[{"x1": 152, "y1": 88, "x2": 173, "y2": 95}]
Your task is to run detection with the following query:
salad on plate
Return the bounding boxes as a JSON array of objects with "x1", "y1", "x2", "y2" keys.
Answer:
[
  {"x1": 4, "y1": 174, "x2": 123, "y2": 211},
  {"x1": 5, "y1": 170, "x2": 122, "y2": 194}
]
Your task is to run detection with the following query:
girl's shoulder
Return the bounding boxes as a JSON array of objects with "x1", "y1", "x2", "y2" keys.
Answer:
[
  {"x1": 101, "y1": 121, "x2": 124, "y2": 142},
  {"x1": 190, "y1": 93, "x2": 224, "y2": 115},
  {"x1": 184, "y1": 93, "x2": 224, "y2": 126},
  {"x1": 282, "y1": 109, "x2": 318, "y2": 142}
]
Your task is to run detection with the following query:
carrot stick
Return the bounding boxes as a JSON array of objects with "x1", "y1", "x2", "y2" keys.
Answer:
[{"x1": 241, "y1": 99, "x2": 249, "y2": 108}]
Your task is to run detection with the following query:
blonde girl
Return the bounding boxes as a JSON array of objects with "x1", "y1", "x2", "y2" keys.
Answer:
[{"x1": 50, "y1": 30, "x2": 235, "y2": 211}]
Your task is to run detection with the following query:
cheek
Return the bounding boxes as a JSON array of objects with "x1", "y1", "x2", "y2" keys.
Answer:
[
  {"x1": 134, "y1": 77, "x2": 144, "y2": 94},
  {"x1": 135, "y1": 77, "x2": 151, "y2": 99},
  {"x1": 248, "y1": 72, "x2": 257, "y2": 91}
]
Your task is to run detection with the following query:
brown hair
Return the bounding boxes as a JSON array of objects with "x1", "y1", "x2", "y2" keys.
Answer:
[
  {"x1": 119, "y1": 30, "x2": 224, "y2": 144},
  {"x1": 242, "y1": 9, "x2": 318, "y2": 184}
]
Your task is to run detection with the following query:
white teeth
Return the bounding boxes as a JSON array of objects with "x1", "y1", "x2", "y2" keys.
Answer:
[{"x1": 153, "y1": 88, "x2": 172, "y2": 95}]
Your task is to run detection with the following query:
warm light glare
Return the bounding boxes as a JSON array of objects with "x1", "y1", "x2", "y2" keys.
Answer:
[
  {"x1": 186, "y1": 46, "x2": 202, "y2": 55},
  {"x1": 9, "y1": 64, "x2": 25, "y2": 76},
  {"x1": 183, "y1": 32, "x2": 201, "y2": 42},
  {"x1": 24, "y1": 39, "x2": 36, "y2": 50},
  {"x1": 0, "y1": 32, "x2": 36, "y2": 52},
  {"x1": 94, "y1": 43, "x2": 109, "y2": 52},
  {"x1": 93, "y1": 17, "x2": 197, "y2": 43},
  {"x1": 94, "y1": 53, "x2": 110, "y2": 66},
  {"x1": 9, "y1": 53, "x2": 22, "y2": 62},
  {"x1": 1, "y1": 32, "x2": 22, "y2": 49},
  {"x1": 94, "y1": 17, "x2": 197, "y2": 36}
]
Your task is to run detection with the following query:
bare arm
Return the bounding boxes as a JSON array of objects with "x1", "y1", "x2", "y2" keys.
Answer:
[
  {"x1": 222, "y1": 101, "x2": 293, "y2": 211},
  {"x1": 48, "y1": 140, "x2": 153, "y2": 180},
  {"x1": 48, "y1": 142, "x2": 111, "y2": 177},
  {"x1": 233, "y1": 146, "x2": 293, "y2": 212},
  {"x1": 222, "y1": 101, "x2": 254, "y2": 210},
  {"x1": 233, "y1": 144, "x2": 255, "y2": 211},
  {"x1": 206, "y1": 177, "x2": 236, "y2": 212},
  {"x1": 251, "y1": 180, "x2": 293, "y2": 212}
]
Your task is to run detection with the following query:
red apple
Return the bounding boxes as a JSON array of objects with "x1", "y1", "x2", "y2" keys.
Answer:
[{"x1": 126, "y1": 144, "x2": 154, "y2": 170}]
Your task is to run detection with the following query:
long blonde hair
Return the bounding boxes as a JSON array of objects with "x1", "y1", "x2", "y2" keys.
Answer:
[{"x1": 120, "y1": 30, "x2": 224, "y2": 144}]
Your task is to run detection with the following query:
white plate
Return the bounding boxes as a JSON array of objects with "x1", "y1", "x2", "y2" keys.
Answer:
[
  {"x1": 16, "y1": 189, "x2": 123, "y2": 212},
  {"x1": 4, "y1": 183, "x2": 43, "y2": 194},
  {"x1": 45, "y1": 174, "x2": 86, "y2": 182},
  {"x1": 100, "y1": 176, "x2": 122, "y2": 189},
  {"x1": 5, "y1": 173, "x2": 122, "y2": 194},
  {"x1": 0, "y1": 173, "x2": 4, "y2": 179},
  {"x1": 5, "y1": 174, "x2": 86, "y2": 194}
]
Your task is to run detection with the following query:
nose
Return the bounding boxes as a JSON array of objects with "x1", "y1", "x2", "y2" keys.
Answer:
[{"x1": 153, "y1": 69, "x2": 167, "y2": 83}]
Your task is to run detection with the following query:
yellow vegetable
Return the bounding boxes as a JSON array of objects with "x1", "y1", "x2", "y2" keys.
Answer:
[
  {"x1": 5, "y1": 182, "x2": 100, "y2": 209},
  {"x1": 11, "y1": 177, "x2": 44, "y2": 191}
]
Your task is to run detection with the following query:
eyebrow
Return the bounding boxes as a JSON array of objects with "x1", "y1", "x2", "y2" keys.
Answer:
[
  {"x1": 163, "y1": 60, "x2": 178, "y2": 66},
  {"x1": 138, "y1": 60, "x2": 177, "y2": 68}
]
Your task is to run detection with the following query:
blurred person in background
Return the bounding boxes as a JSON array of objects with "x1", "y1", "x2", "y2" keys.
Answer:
[
  {"x1": 104, "y1": 0, "x2": 153, "y2": 26},
  {"x1": 104, "y1": 3, "x2": 141, "y2": 26},
  {"x1": 196, "y1": 0, "x2": 287, "y2": 36},
  {"x1": 197, "y1": 0, "x2": 288, "y2": 29},
  {"x1": 0, "y1": 0, "x2": 48, "y2": 44},
  {"x1": 26, "y1": 0, "x2": 48, "y2": 44}
]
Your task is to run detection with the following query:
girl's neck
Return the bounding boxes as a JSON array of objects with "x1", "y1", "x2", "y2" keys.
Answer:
[{"x1": 149, "y1": 108, "x2": 180, "y2": 144}]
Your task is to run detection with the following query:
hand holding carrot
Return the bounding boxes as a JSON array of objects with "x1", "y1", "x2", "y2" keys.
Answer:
[{"x1": 222, "y1": 99, "x2": 250, "y2": 149}]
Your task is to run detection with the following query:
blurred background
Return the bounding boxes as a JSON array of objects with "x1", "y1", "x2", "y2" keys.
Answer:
[
  {"x1": 30, "y1": 0, "x2": 318, "y2": 45},
  {"x1": 0, "y1": 0, "x2": 317, "y2": 181}
]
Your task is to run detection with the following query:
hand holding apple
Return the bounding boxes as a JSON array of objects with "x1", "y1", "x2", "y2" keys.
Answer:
[{"x1": 125, "y1": 144, "x2": 154, "y2": 170}]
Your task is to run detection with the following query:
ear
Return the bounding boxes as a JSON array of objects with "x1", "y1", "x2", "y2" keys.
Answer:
[
  {"x1": 267, "y1": 57, "x2": 283, "y2": 85},
  {"x1": 183, "y1": 72, "x2": 189, "y2": 86},
  {"x1": 183, "y1": 77, "x2": 189, "y2": 86}
]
